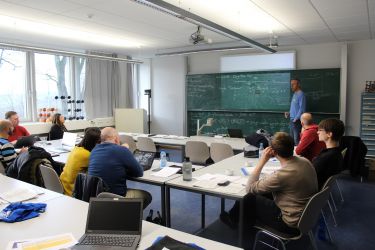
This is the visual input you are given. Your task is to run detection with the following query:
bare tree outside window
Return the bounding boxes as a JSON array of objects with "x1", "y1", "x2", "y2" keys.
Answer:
[{"x1": 0, "y1": 49, "x2": 27, "y2": 119}]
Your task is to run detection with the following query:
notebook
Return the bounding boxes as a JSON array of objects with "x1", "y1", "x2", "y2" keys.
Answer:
[
  {"x1": 133, "y1": 150, "x2": 156, "y2": 171},
  {"x1": 73, "y1": 198, "x2": 143, "y2": 250},
  {"x1": 50, "y1": 132, "x2": 77, "y2": 153}
]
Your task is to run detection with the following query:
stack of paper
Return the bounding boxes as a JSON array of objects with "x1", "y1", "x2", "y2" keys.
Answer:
[
  {"x1": 150, "y1": 167, "x2": 180, "y2": 177},
  {"x1": 0, "y1": 187, "x2": 39, "y2": 203},
  {"x1": 7, "y1": 233, "x2": 77, "y2": 250}
]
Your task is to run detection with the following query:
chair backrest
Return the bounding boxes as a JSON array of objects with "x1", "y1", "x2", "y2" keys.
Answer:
[
  {"x1": 321, "y1": 174, "x2": 338, "y2": 190},
  {"x1": 136, "y1": 137, "x2": 156, "y2": 152},
  {"x1": 39, "y1": 164, "x2": 64, "y2": 194},
  {"x1": 72, "y1": 173, "x2": 107, "y2": 201},
  {"x1": 185, "y1": 141, "x2": 210, "y2": 165},
  {"x1": 341, "y1": 147, "x2": 348, "y2": 158},
  {"x1": 0, "y1": 161, "x2": 5, "y2": 175},
  {"x1": 298, "y1": 187, "x2": 331, "y2": 234},
  {"x1": 120, "y1": 135, "x2": 137, "y2": 153},
  {"x1": 97, "y1": 192, "x2": 124, "y2": 199},
  {"x1": 210, "y1": 142, "x2": 234, "y2": 163}
]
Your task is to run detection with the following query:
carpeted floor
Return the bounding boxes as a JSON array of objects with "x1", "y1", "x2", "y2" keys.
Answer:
[{"x1": 127, "y1": 148, "x2": 375, "y2": 249}]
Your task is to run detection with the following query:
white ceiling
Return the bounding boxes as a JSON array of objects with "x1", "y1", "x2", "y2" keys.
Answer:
[{"x1": 0, "y1": 0, "x2": 374, "y2": 57}]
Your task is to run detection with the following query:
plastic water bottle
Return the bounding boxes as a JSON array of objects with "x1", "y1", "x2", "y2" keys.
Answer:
[
  {"x1": 258, "y1": 143, "x2": 264, "y2": 159},
  {"x1": 160, "y1": 151, "x2": 167, "y2": 168},
  {"x1": 182, "y1": 157, "x2": 192, "y2": 181}
]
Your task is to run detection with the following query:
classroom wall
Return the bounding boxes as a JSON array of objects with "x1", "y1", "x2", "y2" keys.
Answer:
[
  {"x1": 347, "y1": 39, "x2": 375, "y2": 136},
  {"x1": 147, "y1": 40, "x2": 375, "y2": 137},
  {"x1": 150, "y1": 56, "x2": 187, "y2": 135}
]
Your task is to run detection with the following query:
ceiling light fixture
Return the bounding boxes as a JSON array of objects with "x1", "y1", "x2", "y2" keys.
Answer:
[
  {"x1": 0, "y1": 14, "x2": 142, "y2": 48},
  {"x1": 155, "y1": 46, "x2": 253, "y2": 56},
  {"x1": 132, "y1": 0, "x2": 276, "y2": 53}
]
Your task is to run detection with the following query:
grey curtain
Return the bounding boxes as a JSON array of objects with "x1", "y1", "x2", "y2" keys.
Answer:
[{"x1": 84, "y1": 54, "x2": 136, "y2": 119}]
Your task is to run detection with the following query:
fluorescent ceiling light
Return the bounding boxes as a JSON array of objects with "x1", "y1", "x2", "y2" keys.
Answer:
[
  {"x1": 155, "y1": 46, "x2": 253, "y2": 56},
  {"x1": 0, "y1": 15, "x2": 142, "y2": 48},
  {"x1": 135, "y1": 0, "x2": 276, "y2": 53}
]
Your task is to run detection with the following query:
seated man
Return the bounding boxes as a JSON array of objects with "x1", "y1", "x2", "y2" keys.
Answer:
[
  {"x1": 295, "y1": 113, "x2": 326, "y2": 161},
  {"x1": 88, "y1": 127, "x2": 152, "y2": 208},
  {"x1": 0, "y1": 120, "x2": 27, "y2": 171},
  {"x1": 313, "y1": 118, "x2": 345, "y2": 188},
  {"x1": 222, "y1": 132, "x2": 318, "y2": 235},
  {"x1": 5, "y1": 111, "x2": 30, "y2": 143}
]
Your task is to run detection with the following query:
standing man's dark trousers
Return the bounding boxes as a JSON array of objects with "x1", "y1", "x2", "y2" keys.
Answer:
[{"x1": 290, "y1": 119, "x2": 302, "y2": 145}]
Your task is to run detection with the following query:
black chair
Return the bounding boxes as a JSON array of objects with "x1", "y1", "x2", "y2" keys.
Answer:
[{"x1": 252, "y1": 187, "x2": 331, "y2": 250}]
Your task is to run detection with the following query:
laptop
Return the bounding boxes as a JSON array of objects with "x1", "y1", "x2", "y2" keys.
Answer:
[
  {"x1": 133, "y1": 150, "x2": 156, "y2": 171},
  {"x1": 73, "y1": 198, "x2": 143, "y2": 250},
  {"x1": 14, "y1": 135, "x2": 40, "y2": 148},
  {"x1": 227, "y1": 128, "x2": 243, "y2": 138},
  {"x1": 50, "y1": 132, "x2": 77, "y2": 153}
]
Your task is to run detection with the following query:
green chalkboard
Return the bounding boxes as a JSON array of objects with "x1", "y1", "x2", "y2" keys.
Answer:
[
  {"x1": 291, "y1": 69, "x2": 340, "y2": 113},
  {"x1": 187, "y1": 71, "x2": 290, "y2": 111},
  {"x1": 188, "y1": 111, "x2": 339, "y2": 136},
  {"x1": 187, "y1": 68, "x2": 340, "y2": 136}
]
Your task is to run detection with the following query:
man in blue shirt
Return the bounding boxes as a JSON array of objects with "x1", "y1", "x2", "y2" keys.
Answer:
[
  {"x1": 285, "y1": 78, "x2": 306, "y2": 145},
  {"x1": 88, "y1": 127, "x2": 152, "y2": 208}
]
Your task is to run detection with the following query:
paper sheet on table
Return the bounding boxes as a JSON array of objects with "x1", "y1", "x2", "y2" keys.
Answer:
[
  {"x1": 7, "y1": 233, "x2": 77, "y2": 250},
  {"x1": 0, "y1": 187, "x2": 39, "y2": 203},
  {"x1": 194, "y1": 173, "x2": 241, "y2": 182},
  {"x1": 233, "y1": 177, "x2": 248, "y2": 186},
  {"x1": 193, "y1": 180, "x2": 218, "y2": 189},
  {"x1": 150, "y1": 167, "x2": 180, "y2": 177},
  {"x1": 216, "y1": 184, "x2": 245, "y2": 194}
]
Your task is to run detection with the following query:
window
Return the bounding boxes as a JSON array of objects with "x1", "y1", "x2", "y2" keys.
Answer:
[
  {"x1": 0, "y1": 49, "x2": 27, "y2": 120},
  {"x1": 34, "y1": 53, "x2": 72, "y2": 121},
  {"x1": 74, "y1": 57, "x2": 86, "y2": 120},
  {"x1": 0, "y1": 47, "x2": 102, "y2": 123}
]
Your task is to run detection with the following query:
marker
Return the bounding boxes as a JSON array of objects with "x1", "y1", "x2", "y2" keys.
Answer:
[{"x1": 241, "y1": 167, "x2": 248, "y2": 176}]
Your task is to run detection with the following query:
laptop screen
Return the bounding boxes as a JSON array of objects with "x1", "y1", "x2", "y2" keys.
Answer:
[
  {"x1": 62, "y1": 132, "x2": 77, "y2": 147},
  {"x1": 86, "y1": 198, "x2": 143, "y2": 234},
  {"x1": 133, "y1": 151, "x2": 155, "y2": 170}
]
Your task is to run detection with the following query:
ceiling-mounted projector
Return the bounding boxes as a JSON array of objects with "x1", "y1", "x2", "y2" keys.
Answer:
[{"x1": 190, "y1": 26, "x2": 212, "y2": 45}]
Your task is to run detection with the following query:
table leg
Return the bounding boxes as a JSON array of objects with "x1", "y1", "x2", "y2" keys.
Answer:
[
  {"x1": 165, "y1": 186, "x2": 171, "y2": 227},
  {"x1": 238, "y1": 199, "x2": 244, "y2": 247},
  {"x1": 161, "y1": 185, "x2": 166, "y2": 226},
  {"x1": 221, "y1": 198, "x2": 225, "y2": 213},
  {"x1": 201, "y1": 194, "x2": 205, "y2": 229}
]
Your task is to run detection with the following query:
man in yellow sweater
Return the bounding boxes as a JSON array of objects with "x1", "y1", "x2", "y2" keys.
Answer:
[{"x1": 60, "y1": 128, "x2": 101, "y2": 196}]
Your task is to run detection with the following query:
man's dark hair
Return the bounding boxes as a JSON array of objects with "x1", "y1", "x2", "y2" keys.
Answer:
[
  {"x1": 5, "y1": 111, "x2": 17, "y2": 119},
  {"x1": 78, "y1": 127, "x2": 101, "y2": 152},
  {"x1": 318, "y1": 118, "x2": 345, "y2": 141},
  {"x1": 271, "y1": 132, "x2": 294, "y2": 158},
  {"x1": 291, "y1": 78, "x2": 301, "y2": 85}
]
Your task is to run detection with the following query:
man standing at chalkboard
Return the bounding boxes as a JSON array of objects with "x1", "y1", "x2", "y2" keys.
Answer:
[{"x1": 285, "y1": 78, "x2": 306, "y2": 145}]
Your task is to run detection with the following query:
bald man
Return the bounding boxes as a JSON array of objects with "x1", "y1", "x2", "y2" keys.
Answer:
[
  {"x1": 295, "y1": 113, "x2": 325, "y2": 161},
  {"x1": 88, "y1": 127, "x2": 152, "y2": 208}
]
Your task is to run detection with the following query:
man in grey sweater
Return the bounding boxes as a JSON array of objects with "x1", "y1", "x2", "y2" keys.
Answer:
[{"x1": 222, "y1": 132, "x2": 318, "y2": 234}]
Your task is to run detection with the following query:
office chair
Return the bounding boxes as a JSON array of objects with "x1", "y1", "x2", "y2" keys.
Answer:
[
  {"x1": 120, "y1": 135, "x2": 137, "y2": 153},
  {"x1": 39, "y1": 164, "x2": 64, "y2": 194},
  {"x1": 253, "y1": 187, "x2": 331, "y2": 250},
  {"x1": 210, "y1": 142, "x2": 234, "y2": 163},
  {"x1": 185, "y1": 141, "x2": 210, "y2": 165},
  {"x1": 97, "y1": 192, "x2": 124, "y2": 199},
  {"x1": 136, "y1": 137, "x2": 157, "y2": 152}
]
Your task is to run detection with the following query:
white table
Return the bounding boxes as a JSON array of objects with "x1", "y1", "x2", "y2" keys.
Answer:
[
  {"x1": 165, "y1": 153, "x2": 280, "y2": 247},
  {"x1": 0, "y1": 177, "x2": 242, "y2": 250},
  {"x1": 119, "y1": 132, "x2": 248, "y2": 151},
  {"x1": 0, "y1": 175, "x2": 63, "y2": 203}
]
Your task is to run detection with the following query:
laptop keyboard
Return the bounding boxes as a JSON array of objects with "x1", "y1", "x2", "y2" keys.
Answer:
[{"x1": 81, "y1": 235, "x2": 136, "y2": 247}]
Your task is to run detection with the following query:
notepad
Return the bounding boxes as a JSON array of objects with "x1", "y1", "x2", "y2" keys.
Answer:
[
  {"x1": 0, "y1": 187, "x2": 39, "y2": 203},
  {"x1": 150, "y1": 167, "x2": 180, "y2": 177}
]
